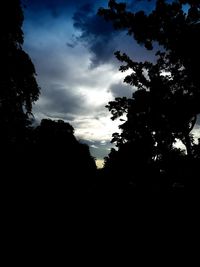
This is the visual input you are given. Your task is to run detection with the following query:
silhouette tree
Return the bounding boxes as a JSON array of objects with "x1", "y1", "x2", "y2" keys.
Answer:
[
  {"x1": 0, "y1": 2, "x2": 98, "y2": 199},
  {"x1": 97, "y1": 0, "x2": 200, "y2": 191},
  {"x1": 99, "y1": 0, "x2": 200, "y2": 156},
  {"x1": 103, "y1": 49, "x2": 196, "y2": 190},
  {"x1": 0, "y1": 1, "x2": 40, "y2": 144},
  {"x1": 30, "y1": 119, "x2": 97, "y2": 193},
  {"x1": 108, "y1": 51, "x2": 197, "y2": 155}
]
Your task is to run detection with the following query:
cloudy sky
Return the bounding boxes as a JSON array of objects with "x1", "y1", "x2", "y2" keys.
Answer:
[{"x1": 21, "y1": 0, "x2": 199, "y2": 167}]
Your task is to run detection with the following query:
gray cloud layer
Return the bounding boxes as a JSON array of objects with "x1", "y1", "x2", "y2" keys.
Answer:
[{"x1": 109, "y1": 82, "x2": 134, "y2": 98}]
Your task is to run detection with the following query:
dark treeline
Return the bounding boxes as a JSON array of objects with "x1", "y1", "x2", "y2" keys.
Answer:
[
  {"x1": 0, "y1": 1, "x2": 96, "y2": 202},
  {"x1": 98, "y1": 0, "x2": 200, "y2": 193},
  {"x1": 2, "y1": 0, "x2": 200, "y2": 200}
]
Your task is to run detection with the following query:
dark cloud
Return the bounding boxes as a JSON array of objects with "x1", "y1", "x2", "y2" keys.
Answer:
[
  {"x1": 35, "y1": 84, "x2": 87, "y2": 118},
  {"x1": 72, "y1": 3, "x2": 118, "y2": 66},
  {"x1": 72, "y1": 1, "x2": 157, "y2": 67},
  {"x1": 73, "y1": 3, "x2": 113, "y2": 37},
  {"x1": 23, "y1": 0, "x2": 67, "y2": 18},
  {"x1": 109, "y1": 82, "x2": 135, "y2": 98},
  {"x1": 23, "y1": 0, "x2": 97, "y2": 18},
  {"x1": 23, "y1": 0, "x2": 69, "y2": 11},
  {"x1": 24, "y1": 0, "x2": 156, "y2": 67},
  {"x1": 23, "y1": 0, "x2": 155, "y2": 16}
]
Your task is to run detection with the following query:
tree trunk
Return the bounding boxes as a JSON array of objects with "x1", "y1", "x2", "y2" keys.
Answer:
[
  {"x1": 184, "y1": 115, "x2": 196, "y2": 157},
  {"x1": 184, "y1": 133, "x2": 192, "y2": 157}
]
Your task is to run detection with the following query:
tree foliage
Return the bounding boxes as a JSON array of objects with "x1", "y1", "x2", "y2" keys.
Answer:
[
  {"x1": 99, "y1": 0, "x2": 200, "y2": 190},
  {"x1": 0, "y1": 2, "x2": 97, "y2": 197},
  {"x1": 0, "y1": 1, "x2": 40, "y2": 143},
  {"x1": 31, "y1": 119, "x2": 97, "y2": 190}
]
